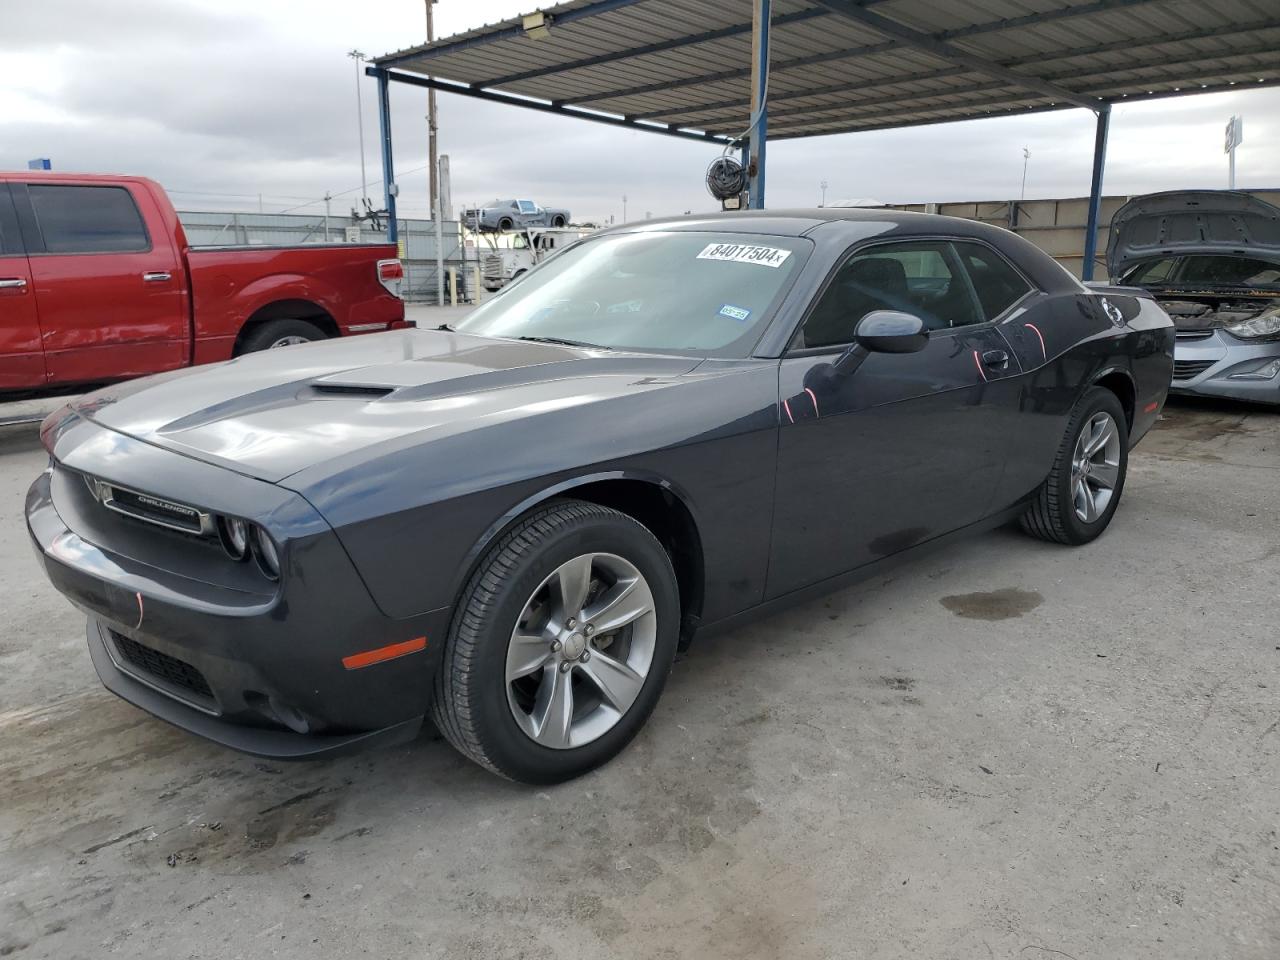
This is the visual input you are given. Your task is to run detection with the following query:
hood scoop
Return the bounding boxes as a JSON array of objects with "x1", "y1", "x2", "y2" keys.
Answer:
[{"x1": 308, "y1": 383, "x2": 396, "y2": 399}]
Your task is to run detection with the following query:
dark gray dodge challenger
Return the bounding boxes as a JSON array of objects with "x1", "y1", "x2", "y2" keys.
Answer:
[{"x1": 27, "y1": 210, "x2": 1174, "y2": 783}]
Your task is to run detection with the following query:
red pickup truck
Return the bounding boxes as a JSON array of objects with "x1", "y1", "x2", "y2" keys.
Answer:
[{"x1": 0, "y1": 172, "x2": 407, "y2": 396}]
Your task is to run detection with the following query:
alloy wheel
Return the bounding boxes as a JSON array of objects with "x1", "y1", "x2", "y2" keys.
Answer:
[
  {"x1": 1070, "y1": 411, "x2": 1121, "y2": 523},
  {"x1": 269, "y1": 335, "x2": 311, "y2": 348},
  {"x1": 505, "y1": 552, "x2": 657, "y2": 749}
]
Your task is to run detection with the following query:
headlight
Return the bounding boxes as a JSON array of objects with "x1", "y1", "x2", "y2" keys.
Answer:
[
  {"x1": 253, "y1": 526, "x2": 280, "y2": 580},
  {"x1": 219, "y1": 516, "x2": 250, "y2": 560},
  {"x1": 1225, "y1": 305, "x2": 1280, "y2": 340}
]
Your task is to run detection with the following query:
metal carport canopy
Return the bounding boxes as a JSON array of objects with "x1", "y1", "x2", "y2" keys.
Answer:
[{"x1": 371, "y1": 0, "x2": 1280, "y2": 279}]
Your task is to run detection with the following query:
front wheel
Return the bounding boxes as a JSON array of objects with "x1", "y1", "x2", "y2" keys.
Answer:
[
  {"x1": 431, "y1": 501, "x2": 680, "y2": 783},
  {"x1": 1020, "y1": 386, "x2": 1129, "y2": 545}
]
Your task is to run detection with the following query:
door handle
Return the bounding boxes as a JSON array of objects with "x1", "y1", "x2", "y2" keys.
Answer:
[
  {"x1": 0, "y1": 278, "x2": 28, "y2": 289},
  {"x1": 981, "y1": 349, "x2": 1010, "y2": 368},
  {"x1": 142, "y1": 271, "x2": 172, "y2": 282}
]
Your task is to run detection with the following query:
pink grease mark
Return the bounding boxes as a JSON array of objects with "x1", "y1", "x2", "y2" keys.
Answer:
[
  {"x1": 803, "y1": 387, "x2": 819, "y2": 417},
  {"x1": 972, "y1": 350, "x2": 988, "y2": 382},
  {"x1": 135, "y1": 592, "x2": 145, "y2": 630},
  {"x1": 1024, "y1": 322, "x2": 1046, "y2": 359},
  {"x1": 782, "y1": 397, "x2": 795, "y2": 424}
]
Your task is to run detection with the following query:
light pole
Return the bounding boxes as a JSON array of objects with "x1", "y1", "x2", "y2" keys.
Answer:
[
  {"x1": 1020, "y1": 146, "x2": 1030, "y2": 201},
  {"x1": 348, "y1": 49, "x2": 369, "y2": 206},
  {"x1": 622, "y1": 194, "x2": 628, "y2": 223},
  {"x1": 820, "y1": 179, "x2": 828, "y2": 207},
  {"x1": 424, "y1": 1, "x2": 439, "y2": 215}
]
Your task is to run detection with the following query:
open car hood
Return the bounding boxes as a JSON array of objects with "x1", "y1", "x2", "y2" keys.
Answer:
[{"x1": 1106, "y1": 190, "x2": 1280, "y2": 278}]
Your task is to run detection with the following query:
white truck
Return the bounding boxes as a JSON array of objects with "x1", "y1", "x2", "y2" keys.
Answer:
[{"x1": 480, "y1": 228, "x2": 591, "y2": 292}]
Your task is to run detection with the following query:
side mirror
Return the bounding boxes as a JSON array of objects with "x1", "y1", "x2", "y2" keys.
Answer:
[{"x1": 855, "y1": 310, "x2": 929, "y2": 354}]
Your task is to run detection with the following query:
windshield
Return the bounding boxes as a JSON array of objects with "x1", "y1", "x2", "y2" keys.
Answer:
[
  {"x1": 455, "y1": 231, "x2": 810, "y2": 356},
  {"x1": 1127, "y1": 255, "x2": 1280, "y2": 288}
]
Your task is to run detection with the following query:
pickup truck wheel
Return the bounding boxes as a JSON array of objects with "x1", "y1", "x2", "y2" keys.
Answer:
[
  {"x1": 431, "y1": 500, "x2": 680, "y2": 784},
  {"x1": 498, "y1": 217, "x2": 514, "y2": 232},
  {"x1": 237, "y1": 319, "x2": 326, "y2": 355},
  {"x1": 552, "y1": 215, "x2": 567, "y2": 227},
  {"x1": 1020, "y1": 387, "x2": 1128, "y2": 545}
]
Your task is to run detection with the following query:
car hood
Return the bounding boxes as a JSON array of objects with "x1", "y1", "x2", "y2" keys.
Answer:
[
  {"x1": 71, "y1": 330, "x2": 703, "y2": 483},
  {"x1": 1107, "y1": 190, "x2": 1280, "y2": 277}
]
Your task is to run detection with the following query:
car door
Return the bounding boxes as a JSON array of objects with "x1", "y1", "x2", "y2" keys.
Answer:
[
  {"x1": 16, "y1": 181, "x2": 188, "y2": 386},
  {"x1": 767, "y1": 238, "x2": 1026, "y2": 598},
  {"x1": 0, "y1": 183, "x2": 45, "y2": 390},
  {"x1": 516, "y1": 199, "x2": 540, "y2": 227}
]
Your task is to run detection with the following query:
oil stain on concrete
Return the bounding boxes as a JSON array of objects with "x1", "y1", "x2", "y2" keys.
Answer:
[{"x1": 939, "y1": 587, "x2": 1043, "y2": 621}]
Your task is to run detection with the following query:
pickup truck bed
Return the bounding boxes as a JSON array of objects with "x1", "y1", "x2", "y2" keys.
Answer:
[{"x1": 1, "y1": 172, "x2": 406, "y2": 396}]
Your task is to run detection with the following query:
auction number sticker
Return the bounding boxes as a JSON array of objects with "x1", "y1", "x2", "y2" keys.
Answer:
[{"x1": 696, "y1": 242, "x2": 791, "y2": 268}]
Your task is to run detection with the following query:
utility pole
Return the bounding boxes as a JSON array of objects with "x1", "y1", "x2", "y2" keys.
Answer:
[
  {"x1": 425, "y1": 1, "x2": 439, "y2": 215},
  {"x1": 347, "y1": 50, "x2": 369, "y2": 205},
  {"x1": 1020, "y1": 147, "x2": 1030, "y2": 200}
]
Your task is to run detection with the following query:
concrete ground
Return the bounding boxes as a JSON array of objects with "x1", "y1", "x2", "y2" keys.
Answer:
[{"x1": 1, "y1": 390, "x2": 1277, "y2": 959}]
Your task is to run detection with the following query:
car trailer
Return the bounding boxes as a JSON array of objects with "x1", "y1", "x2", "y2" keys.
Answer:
[{"x1": 367, "y1": 0, "x2": 1280, "y2": 280}]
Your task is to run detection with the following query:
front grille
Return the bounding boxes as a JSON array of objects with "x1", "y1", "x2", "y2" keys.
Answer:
[
  {"x1": 1173, "y1": 359, "x2": 1215, "y2": 380},
  {"x1": 1175, "y1": 329, "x2": 1213, "y2": 341},
  {"x1": 110, "y1": 631, "x2": 214, "y2": 702}
]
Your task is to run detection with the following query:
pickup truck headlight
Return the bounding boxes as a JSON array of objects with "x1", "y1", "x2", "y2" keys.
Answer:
[{"x1": 1225, "y1": 305, "x2": 1280, "y2": 340}]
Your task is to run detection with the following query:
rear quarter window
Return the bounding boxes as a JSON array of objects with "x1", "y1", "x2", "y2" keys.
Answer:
[
  {"x1": 28, "y1": 184, "x2": 150, "y2": 254},
  {"x1": 955, "y1": 241, "x2": 1033, "y2": 320}
]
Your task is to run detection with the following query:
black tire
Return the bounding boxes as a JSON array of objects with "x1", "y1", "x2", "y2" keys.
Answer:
[
  {"x1": 1020, "y1": 386, "x2": 1129, "y2": 545},
  {"x1": 498, "y1": 217, "x2": 514, "y2": 232},
  {"x1": 236, "y1": 318, "x2": 325, "y2": 355},
  {"x1": 552, "y1": 215, "x2": 567, "y2": 227},
  {"x1": 431, "y1": 500, "x2": 680, "y2": 784}
]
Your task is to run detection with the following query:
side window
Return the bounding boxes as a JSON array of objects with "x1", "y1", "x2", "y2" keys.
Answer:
[
  {"x1": 800, "y1": 240, "x2": 980, "y2": 348},
  {"x1": 955, "y1": 241, "x2": 1033, "y2": 320},
  {"x1": 0, "y1": 187, "x2": 18, "y2": 255},
  {"x1": 28, "y1": 185, "x2": 149, "y2": 254}
]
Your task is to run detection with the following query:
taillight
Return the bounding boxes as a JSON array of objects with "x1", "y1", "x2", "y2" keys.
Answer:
[{"x1": 377, "y1": 259, "x2": 404, "y2": 299}]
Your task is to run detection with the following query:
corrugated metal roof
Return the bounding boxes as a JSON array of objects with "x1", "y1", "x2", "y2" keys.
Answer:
[{"x1": 375, "y1": 0, "x2": 1280, "y2": 141}]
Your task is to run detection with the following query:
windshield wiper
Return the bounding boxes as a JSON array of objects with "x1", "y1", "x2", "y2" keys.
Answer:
[{"x1": 517, "y1": 335, "x2": 610, "y2": 350}]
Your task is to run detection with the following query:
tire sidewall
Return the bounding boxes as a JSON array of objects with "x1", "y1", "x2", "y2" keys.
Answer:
[
  {"x1": 462, "y1": 511, "x2": 680, "y2": 783},
  {"x1": 239, "y1": 319, "x2": 323, "y2": 355},
  {"x1": 1055, "y1": 388, "x2": 1129, "y2": 543}
]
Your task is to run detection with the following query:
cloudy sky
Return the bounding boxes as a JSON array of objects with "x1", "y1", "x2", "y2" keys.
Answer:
[{"x1": 3, "y1": 0, "x2": 1277, "y2": 225}]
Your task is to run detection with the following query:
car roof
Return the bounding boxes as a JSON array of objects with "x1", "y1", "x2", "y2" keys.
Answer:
[{"x1": 608, "y1": 207, "x2": 1013, "y2": 238}]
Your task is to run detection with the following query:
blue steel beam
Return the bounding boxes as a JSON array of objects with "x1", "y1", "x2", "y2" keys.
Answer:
[
  {"x1": 375, "y1": 68, "x2": 397, "y2": 243},
  {"x1": 1081, "y1": 104, "x2": 1111, "y2": 282},
  {"x1": 376, "y1": 0, "x2": 646, "y2": 69},
  {"x1": 574, "y1": 0, "x2": 1159, "y2": 108},
  {"x1": 748, "y1": 0, "x2": 770, "y2": 210},
  {"x1": 809, "y1": 0, "x2": 1099, "y2": 110},
  {"x1": 370, "y1": 67, "x2": 733, "y2": 144},
  {"x1": 638, "y1": 15, "x2": 1280, "y2": 125},
  {"x1": 481, "y1": 8, "x2": 827, "y2": 88}
]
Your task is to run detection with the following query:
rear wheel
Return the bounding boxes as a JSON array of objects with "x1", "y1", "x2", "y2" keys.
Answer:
[
  {"x1": 237, "y1": 318, "x2": 326, "y2": 355},
  {"x1": 431, "y1": 501, "x2": 680, "y2": 783},
  {"x1": 498, "y1": 217, "x2": 514, "y2": 232},
  {"x1": 552, "y1": 215, "x2": 567, "y2": 227},
  {"x1": 1020, "y1": 386, "x2": 1128, "y2": 545}
]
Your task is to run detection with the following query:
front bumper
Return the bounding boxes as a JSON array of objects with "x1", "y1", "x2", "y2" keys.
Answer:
[
  {"x1": 1171, "y1": 331, "x2": 1280, "y2": 404},
  {"x1": 27, "y1": 433, "x2": 451, "y2": 760}
]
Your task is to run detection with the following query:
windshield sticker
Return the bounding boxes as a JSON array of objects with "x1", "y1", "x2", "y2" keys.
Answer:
[
  {"x1": 718, "y1": 304, "x2": 751, "y2": 321},
  {"x1": 697, "y1": 242, "x2": 791, "y2": 268}
]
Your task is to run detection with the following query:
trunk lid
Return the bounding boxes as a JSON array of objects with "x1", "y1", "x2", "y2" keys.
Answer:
[
  {"x1": 72, "y1": 330, "x2": 700, "y2": 482},
  {"x1": 1106, "y1": 190, "x2": 1280, "y2": 278}
]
